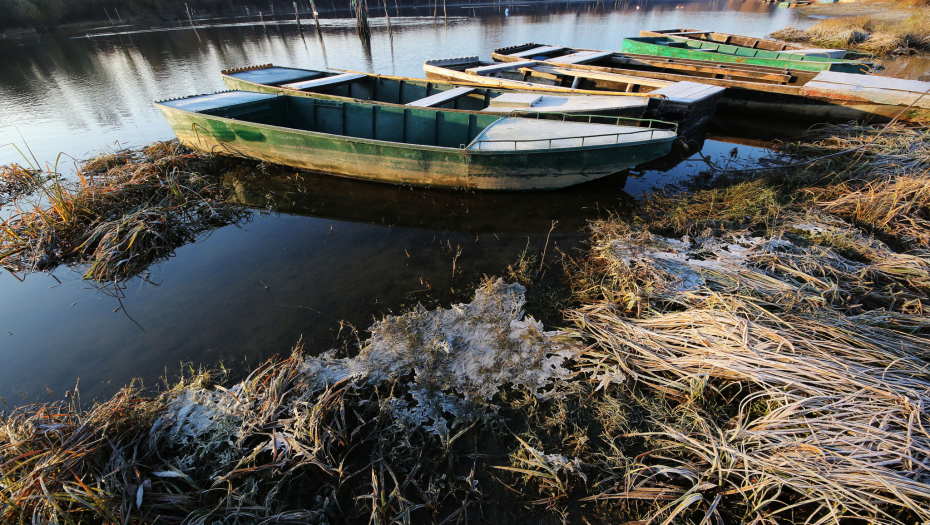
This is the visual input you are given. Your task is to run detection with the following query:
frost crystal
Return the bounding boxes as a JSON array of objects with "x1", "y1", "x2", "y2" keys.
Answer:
[{"x1": 299, "y1": 279, "x2": 573, "y2": 401}]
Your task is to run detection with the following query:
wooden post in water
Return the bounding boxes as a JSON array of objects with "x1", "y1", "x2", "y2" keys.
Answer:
[
  {"x1": 382, "y1": 0, "x2": 393, "y2": 41},
  {"x1": 185, "y1": 3, "x2": 195, "y2": 26},
  {"x1": 294, "y1": 1, "x2": 303, "y2": 33},
  {"x1": 353, "y1": 0, "x2": 371, "y2": 42},
  {"x1": 309, "y1": 0, "x2": 323, "y2": 38}
]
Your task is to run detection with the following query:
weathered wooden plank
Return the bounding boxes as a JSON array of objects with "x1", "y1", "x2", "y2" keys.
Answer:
[
  {"x1": 511, "y1": 45, "x2": 565, "y2": 58},
  {"x1": 812, "y1": 71, "x2": 930, "y2": 93},
  {"x1": 652, "y1": 81, "x2": 724, "y2": 103},
  {"x1": 551, "y1": 51, "x2": 613, "y2": 64},
  {"x1": 785, "y1": 48, "x2": 848, "y2": 59},
  {"x1": 801, "y1": 80, "x2": 930, "y2": 109},
  {"x1": 405, "y1": 86, "x2": 477, "y2": 107},
  {"x1": 466, "y1": 60, "x2": 537, "y2": 76},
  {"x1": 536, "y1": 65, "x2": 670, "y2": 89},
  {"x1": 282, "y1": 73, "x2": 366, "y2": 90}
]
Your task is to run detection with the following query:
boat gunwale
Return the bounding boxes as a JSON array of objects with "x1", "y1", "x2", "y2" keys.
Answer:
[
  {"x1": 421, "y1": 58, "x2": 672, "y2": 99},
  {"x1": 623, "y1": 36, "x2": 873, "y2": 72},
  {"x1": 220, "y1": 64, "x2": 668, "y2": 116},
  {"x1": 153, "y1": 97, "x2": 677, "y2": 157}
]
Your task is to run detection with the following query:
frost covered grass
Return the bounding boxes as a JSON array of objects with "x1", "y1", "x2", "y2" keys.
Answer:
[
  {"x1": 2, "y1": 122, "x2": 930, "y2": 524},
  {"x1": 0, "y1": 141, "x2": 252, "y2": 282}
]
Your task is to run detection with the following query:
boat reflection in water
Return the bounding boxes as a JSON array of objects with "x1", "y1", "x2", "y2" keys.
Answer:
[{"x1": 225, "y1": 168, "x2": 636, "y2": 235}]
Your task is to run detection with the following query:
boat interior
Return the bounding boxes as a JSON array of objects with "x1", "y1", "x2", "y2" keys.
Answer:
[
  {"x1": 224, "y1": 65, "x2": 515, "y2": 112},
  {"x1": 425, "y1": 57, "x2": 666, "y2": 93},
  {"x1": 158, "y1": 91, "x2": 504, "y2": 148},
  {"x1": 158, "y1": 91, "x2": 672, "y2": 151},
  {"x1": 640, "y1": 29, "x2": 804, "y2": 51},
  {"x1": 630, "y1": 36, "x2": 862, "y2": 64},
  {"x1": 492, "y1": 43, "x2": 819, "y2": 85}
]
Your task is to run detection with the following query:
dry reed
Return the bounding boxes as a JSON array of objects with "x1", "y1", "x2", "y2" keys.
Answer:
[
  {"x1": 0, "y1": 141, "x2": 251, "y2": 282},
  {"x1": 772, "y1": 12, "x2": 930, "y2": 55}
]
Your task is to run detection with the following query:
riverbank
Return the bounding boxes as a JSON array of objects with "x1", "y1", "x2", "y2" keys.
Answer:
[
  {"x1": 3, "y1": 122, "x2": 928, "y2": 523},
  {"x1": 771, "y1": 0, "x2": 930, "y2": 55}
]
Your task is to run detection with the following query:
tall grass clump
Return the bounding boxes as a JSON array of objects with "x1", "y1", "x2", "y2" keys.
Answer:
[
  {"x1": 772, "y1": 12, "x2": 930, "y2": 55},
  {"x1": 0, "y1": 141, "x2": 251, "y2": 282}
]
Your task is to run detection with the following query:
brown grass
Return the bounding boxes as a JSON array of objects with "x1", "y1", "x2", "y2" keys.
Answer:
[
  {"x1": 0, "y1": 141, "x2": 251, "y2": 282},
  {"x1": 772, "y1": 11, "x2": 930, "y2": 55},
  {"x1": 2, "y1": 123, "x2": 929, "y2": 524}
]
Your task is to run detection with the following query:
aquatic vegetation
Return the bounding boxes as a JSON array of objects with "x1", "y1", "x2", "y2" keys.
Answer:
[
  {"x1": 0, "y1": 141, "x2": 252, "y2": 282},
  {"x1": 0, "y1": 164, "x2": 48, "y2": 206},
  {"x1": 3, "y1": 122, "x2": 930, "y2": 524}
]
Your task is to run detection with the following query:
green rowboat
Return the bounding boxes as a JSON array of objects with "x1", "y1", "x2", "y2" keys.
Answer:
[
  {"x1": 221, "y1": 64, "x2": 657, "y2": 119},
  {"x1": 154, "y1": 91, "x2": 677, "y2": 191},
  {"x1": 620, "y1": 37, "x2": 872, "y2": 74}
]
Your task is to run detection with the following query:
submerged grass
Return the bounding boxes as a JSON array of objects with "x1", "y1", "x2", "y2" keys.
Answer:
[
  {"x1": 0, "y1": 141, "x2": 252, "y2": 282},
  {"x1": 2, "y1": 122, "x2": 930, "y2": 524}
]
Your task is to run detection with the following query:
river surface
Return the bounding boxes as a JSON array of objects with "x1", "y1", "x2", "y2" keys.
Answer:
[{"x1": 0, "y1": 0, "x2": 853, "y2": 405}]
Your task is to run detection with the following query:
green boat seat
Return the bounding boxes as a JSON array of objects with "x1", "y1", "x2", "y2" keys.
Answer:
[
  {"x1": 224, "y1": 66, "x2": 326, "y2": 87},
  {"x1": 405, "y1": 87, "x2": 477, "y2": 108},
  {"x1": 282, "y1": 73, "x2": 367, "y2": 91}
]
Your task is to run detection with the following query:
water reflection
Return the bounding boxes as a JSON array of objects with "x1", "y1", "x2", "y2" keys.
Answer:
[
  {"x1": 1, "y1": 0, "x2": 807, "y2": 167},
  {"x1": 1, "y1": 1, "x2": 794, "y2": 406}
]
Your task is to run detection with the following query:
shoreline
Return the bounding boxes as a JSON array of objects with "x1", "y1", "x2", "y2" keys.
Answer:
[{"x1": 3, "y1": 120, "x2": 929, "y2": 524}]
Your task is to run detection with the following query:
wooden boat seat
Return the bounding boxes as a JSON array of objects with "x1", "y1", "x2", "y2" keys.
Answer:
[
  {"x1": 281, "y1": 73, "x2": 366, "y2": 90},
  {"x1": 466, "y1": 60, "x2": 536, "y2": 76},
  {"x1": 511, "y1": 45, "x2": 565, "y2": 58},
  {"x1": 406, "y1": 87, "x2": 477, "y2": 107},
  {"x1": 652, "y1": 81, "x2": 726, "y2": 104},
  {"x1": 549, "y1": 51, "x2": 612, "y2": 65}
]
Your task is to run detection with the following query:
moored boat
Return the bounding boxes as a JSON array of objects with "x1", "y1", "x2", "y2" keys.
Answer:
[
  {"x1": 154, "y1": 91, "x2": 678, "y2": 191},
  {"x1": 492, "y1": 43, "x2": 818, "y2": 85},
  {"x1": 492, "y1": 43, "x2": 926, "y2": 122},
  {"x1": 620, "y1": 36, "x2": 872, "y2": 74},
  {"x1": 422, "y1": 56, "x2": 725, "y2": 135},
  {"x1": 639, "y1": 29, "x2": 853, "y2": 59},
  {"x1": 221, "y1": 64, "x2": 656, "y2": 119}
]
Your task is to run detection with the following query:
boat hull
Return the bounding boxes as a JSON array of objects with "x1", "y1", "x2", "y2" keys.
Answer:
[
  {"x1": 620, "y1": 38, "x2": 871, "y2": 74},
  {"x1": 156, "y1": 106, "x2": 674, "y2": 191},
  {"x1": 490, "y1": 46, "x2": 922, "y2": 122}
]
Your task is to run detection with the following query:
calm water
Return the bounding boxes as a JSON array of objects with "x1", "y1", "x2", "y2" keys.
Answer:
[{"x1": 0, "y1": 1, "x2": 813, "y2": 404}]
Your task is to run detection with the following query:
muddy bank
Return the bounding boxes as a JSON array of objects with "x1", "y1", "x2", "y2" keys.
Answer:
[{"x1": 2, "y1": 121, "x2": 928, "y2": 524}]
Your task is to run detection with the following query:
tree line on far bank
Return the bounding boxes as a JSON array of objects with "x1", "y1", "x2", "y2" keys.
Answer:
[{"x1": 0, "y1": 0, "x2": 452, "y2": 32}]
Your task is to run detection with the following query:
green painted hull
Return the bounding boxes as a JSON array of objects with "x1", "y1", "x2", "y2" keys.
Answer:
[
  {"x1": 155, "y1": 96, "x2": 674, "y2": 191},
  {"x1": 620, "y1": 37, "x2": 871, "y2": 74}
]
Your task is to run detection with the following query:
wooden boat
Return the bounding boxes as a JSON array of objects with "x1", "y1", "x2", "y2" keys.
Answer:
[
  {"x1": 154, "y1": 91, "x2": 678, "y2": 191},
  {"x1": 221, "y1": 64, "x2": 657, "y2": 119},
  {"x1": 492, "y1": 43, "x2": 928, "y2": 122},
  {"x1": 492, "y1": 43, "x2": 820, "y2": 85},
  {"x1": 620, "y1": 36, "x2": 872, "y2": 74},
  {"x1": 639, "y1": 29, "x2": 851, "y2": 59},
  {"x1": 422, "y1": 57, "x2": 725, "y2": 135}
]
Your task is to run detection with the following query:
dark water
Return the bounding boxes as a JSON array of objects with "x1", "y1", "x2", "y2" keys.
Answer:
[{"x1": 0, "y1": 0, "x2": 824, "y2": 405}]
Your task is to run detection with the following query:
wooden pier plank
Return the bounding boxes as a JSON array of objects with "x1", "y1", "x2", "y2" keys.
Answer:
[{"x1": 549, "y1": 51, "x2": 613, "y2": 64}]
